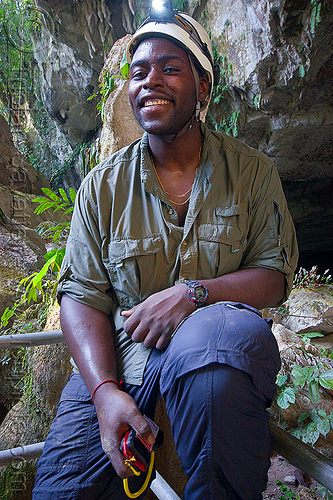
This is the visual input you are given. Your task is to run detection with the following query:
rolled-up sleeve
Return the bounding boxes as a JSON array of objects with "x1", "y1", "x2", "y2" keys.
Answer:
[
  {"x1": 57, "y1": 185, "x2": 115, "y2": 315},
  {"x1": 241, "y1": 161, "x2": 298, "y2": 302}
]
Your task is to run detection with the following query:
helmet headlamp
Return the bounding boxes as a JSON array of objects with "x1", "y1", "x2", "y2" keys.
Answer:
[
  {"x1": 150, "y1": 0, "x2": 174, "y2": 17},
  {"x1": 139, "y1": 3, "x2": 213, "y2": 69}
]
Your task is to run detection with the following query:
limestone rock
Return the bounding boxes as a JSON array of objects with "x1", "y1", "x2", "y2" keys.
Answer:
[
  {"x1": 270, "y1": 287, "x2": 333, "y2": 335},
  {"x1": 99, "y1": 35, "x2": 143, "y2": 160},
  {"x1": 0, "y1": 115, "x2": 49, "y2": 195},
  {"x1": 33, "y1": 0, "x2": 137, "y2": 146},
  {"x1": 33, "y1": 30, "x2": 102, "y2": 146}
]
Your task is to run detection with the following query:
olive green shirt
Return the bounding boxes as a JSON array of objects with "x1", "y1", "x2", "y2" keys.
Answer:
[{"x1": 57, "y1": 122, "x2": 298, "y2": 384}]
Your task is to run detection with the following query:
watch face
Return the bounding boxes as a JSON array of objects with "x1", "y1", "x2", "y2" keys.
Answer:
[
  {"x1": 183, "y1": 280, "x2": 208, "y2": 307},
  {"x1": 194, "y1": 286, "x2": 207, "y2": 300}
]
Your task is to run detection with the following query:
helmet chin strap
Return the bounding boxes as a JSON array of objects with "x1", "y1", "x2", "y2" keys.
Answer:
[
  {"x1": 188, "y1": 54, "x2": 201, "y2": 121},
  {"x1": 164, "y1": 53, "x2": 201, "y2": 144}
]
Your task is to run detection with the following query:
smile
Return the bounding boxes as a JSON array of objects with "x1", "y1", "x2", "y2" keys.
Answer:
[{"x1": 143, "y1": 99, "x2": 171, "y2": 107}]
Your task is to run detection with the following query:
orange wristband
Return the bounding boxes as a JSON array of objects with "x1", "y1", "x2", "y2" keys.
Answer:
[{"x1": 91, "y1": 379, "x2": 121, "y2": 404}]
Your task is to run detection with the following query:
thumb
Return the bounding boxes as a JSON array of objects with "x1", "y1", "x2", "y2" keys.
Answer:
[
  {"x1": 130, "y1": 415, "x2": 155, "y2": 447},
  {"x1": 121, "y1": 306, "x2": 137, "y2": 318}
]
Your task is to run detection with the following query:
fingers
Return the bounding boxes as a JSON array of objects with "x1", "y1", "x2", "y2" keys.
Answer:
[
  {"x1": 105, "y1": 438, "x2": 133, "y2": 478},
  {"x1": 105, "y1": 416, "x2": 154, "y2": 478},
  {"x1": 97, "y1": 391, "x2": 155, "y2": 478},
  {"x1": 123, "y1": 310, "x2": 173, "y2": 348}
]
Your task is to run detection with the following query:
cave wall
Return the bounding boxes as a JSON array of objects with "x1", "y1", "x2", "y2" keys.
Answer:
[
  {"x1": 33, "y1": 0, "x2": 137, "y2": 145},
  {"x1": 198, "y1": 0, "x2": 333, "y2": 267},
  {"x1": 32, "y1": 0, "x2": 333, "y2": 269}
]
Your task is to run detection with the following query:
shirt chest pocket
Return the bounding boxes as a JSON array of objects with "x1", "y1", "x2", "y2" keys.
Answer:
[
  {"x1": 107, "y1": 235, "x2": 166, "y2": 308},
  {"x1": 197, "y1": 204, "x2": 248, "y2": 278}
]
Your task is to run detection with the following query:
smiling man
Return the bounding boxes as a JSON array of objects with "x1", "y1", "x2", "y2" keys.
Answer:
[{"x1": 33, "y1": 7, "x2": 298, "y2": 500}]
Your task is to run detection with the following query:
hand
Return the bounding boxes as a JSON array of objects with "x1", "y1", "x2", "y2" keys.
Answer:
[
  {"x1": 121, "y1": 285, "x2": 195, "y2": 350},
  {"x1": 93, "y1": 383, "x2": 155, "y2": 478}
]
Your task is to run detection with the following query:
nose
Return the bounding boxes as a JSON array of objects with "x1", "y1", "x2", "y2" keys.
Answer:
[{"x1": 143, "y1": 67, "x2": 163, "y2": 89}]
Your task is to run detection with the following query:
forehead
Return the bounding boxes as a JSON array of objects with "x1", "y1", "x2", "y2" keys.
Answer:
[{"x1": 130, "y1": 37, "x2": 189, "y2": 66}]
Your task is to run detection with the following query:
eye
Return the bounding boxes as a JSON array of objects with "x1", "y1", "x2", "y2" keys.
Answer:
[
  {"x1": 131, "y1": 69, "x2": 147, "y2": 79},
  {"x1": 164, "y1": 67, "x2": 180, "y2": 73}
]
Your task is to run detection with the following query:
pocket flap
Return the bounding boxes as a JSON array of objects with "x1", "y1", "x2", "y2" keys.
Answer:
[
  {"x1": 215, "y1": 202, "x2": 246, "y2": 217},
  {"x1": 109, "y1": 234, "x2": 163, "y2": 262}
]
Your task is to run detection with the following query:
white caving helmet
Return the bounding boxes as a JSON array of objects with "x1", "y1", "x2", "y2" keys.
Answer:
[{"x1": 126, "y1": 1, "x2": 217, "y2": 122}]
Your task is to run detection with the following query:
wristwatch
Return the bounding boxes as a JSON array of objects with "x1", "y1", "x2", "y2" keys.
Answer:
[{"x1": 182, "y1": 280, "x2": 209, "y2": 308}]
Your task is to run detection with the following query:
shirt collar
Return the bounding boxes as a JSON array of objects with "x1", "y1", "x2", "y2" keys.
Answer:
[{"x1": 139, "y1": 122, "x2": 216, "y2": 196}]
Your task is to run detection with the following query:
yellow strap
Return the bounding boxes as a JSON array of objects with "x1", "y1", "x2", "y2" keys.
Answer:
[{"x1": 123, "y1": 451, "x2": 155, "y2": 499}]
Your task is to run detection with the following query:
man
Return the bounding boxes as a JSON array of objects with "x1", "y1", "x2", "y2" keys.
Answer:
[{"x1": 33, "y1": 8, "x2": 298, "y2": 500}]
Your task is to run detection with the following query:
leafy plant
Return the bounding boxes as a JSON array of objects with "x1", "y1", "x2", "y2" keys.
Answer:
[
  {"x1": 310, "y1": 0, "x2": 321, "y2": 35},
  {"x1": 1, "y1": 187, "x2": 75, "y2": 329},
  {"x1": 276, "y1": 480, "x2": 297, "y2": 500},
  {"x1": 293, "y1": 266, "x2": 332, "y2": 289},
  {"x1": 277, "y1": 361, "x2": 333, "y2": 405},
  {"x1": 88, "y1": 55, "x2": 129, "y2": 121},
  {"x1": 294, "y1": 408, "x2": 333, "y2": 445},
  {"x1": 299, "y1": 64, "x2": 306, "y2": 78},
  {"x1": 276, "y1": 346, "x2": 333, "y2": 445},
  {"x1": 207, "y1": 46, "x2": 240, "y2": 138},
  {"x1": 33, "y1": 187, "x2": 76, "y2": 242},
  {"x1": 1, "y1": 247, "x2": 64, "y2": 328},
  {"x1": 79, "y1": 139, "x2": 100, "y2": 177}
]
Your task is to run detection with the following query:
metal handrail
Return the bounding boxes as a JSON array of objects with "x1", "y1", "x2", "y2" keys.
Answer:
[
  {"x1": 0, "y1": 442, "x2": 181, "y2": 499},
  {"x1": 0, "y1": 330, "x2": 333, "y2": 494},
  {"x1": 0, "y1": 330, "x2": 64, "y2": 349},
  {"x1": 0, "y1": 442, "x2": 45, "y2": 467}
]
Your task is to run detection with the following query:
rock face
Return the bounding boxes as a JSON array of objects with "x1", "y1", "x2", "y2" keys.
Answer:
[
  {"x1": 0, "y1": 115, "x2": 49, "y2": 196},
  {"x1": 269, "y1": 287, "x2": 333, "y2": 335},
  {"x1": 33, "y1": 0, "x2": 137, "y2": 146},
  {"x1": 99, "y1": 35, "x2": 143, "y2": 160},
  {"x1": 201, "y1": 0, "x2": 333, "y2": 266}
]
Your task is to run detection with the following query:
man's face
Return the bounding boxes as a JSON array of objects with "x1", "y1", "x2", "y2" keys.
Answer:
[{"x1": 128, "y1": 37, "x2": 197, "y2": 137}]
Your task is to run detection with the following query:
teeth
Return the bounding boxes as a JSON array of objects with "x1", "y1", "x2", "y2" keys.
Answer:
[{"x1": 144, "y1": 99, "x2": 169, "y2": 107}]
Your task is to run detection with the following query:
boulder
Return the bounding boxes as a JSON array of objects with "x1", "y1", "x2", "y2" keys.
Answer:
[
  {"x1": 99, "y1": 35, "x2": 143, "y2": 160},
  {"x1": 269, "y1": 287, "x2": 333, "y2": 335}
]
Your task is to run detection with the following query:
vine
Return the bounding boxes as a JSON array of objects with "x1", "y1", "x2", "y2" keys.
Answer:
[{"x1": 88, "y1": 54, "x2": 129, "y2": 121}]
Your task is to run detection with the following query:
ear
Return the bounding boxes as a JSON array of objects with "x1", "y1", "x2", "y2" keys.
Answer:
[{"x1": 198, "y1": 76, "x2": 209, "y2": 105}]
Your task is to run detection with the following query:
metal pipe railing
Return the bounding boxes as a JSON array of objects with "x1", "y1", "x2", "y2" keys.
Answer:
[
  {"x1": 0, "y1": 442, "x2": 181, "y2": 499},
  {"x1": 151, "y1": 471, "x2": 182, "y2": 499},
  {"x1": 0, "y1": 331, "x2": 332, "y2": 493},
  {"x1": 0, "y1": 442, "x2": 44, "y2": 466},
  {"x1": 0, "y1": 330, "x2": 64, "y2": 349}
]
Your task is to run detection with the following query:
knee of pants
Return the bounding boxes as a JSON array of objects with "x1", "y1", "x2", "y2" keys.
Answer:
[
  {"x1": 160, "y1": 302, "x2": 281, "y2": 402},
  {"x1": 169, "y1": 302, "x2": 274, "y2": 352}
]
